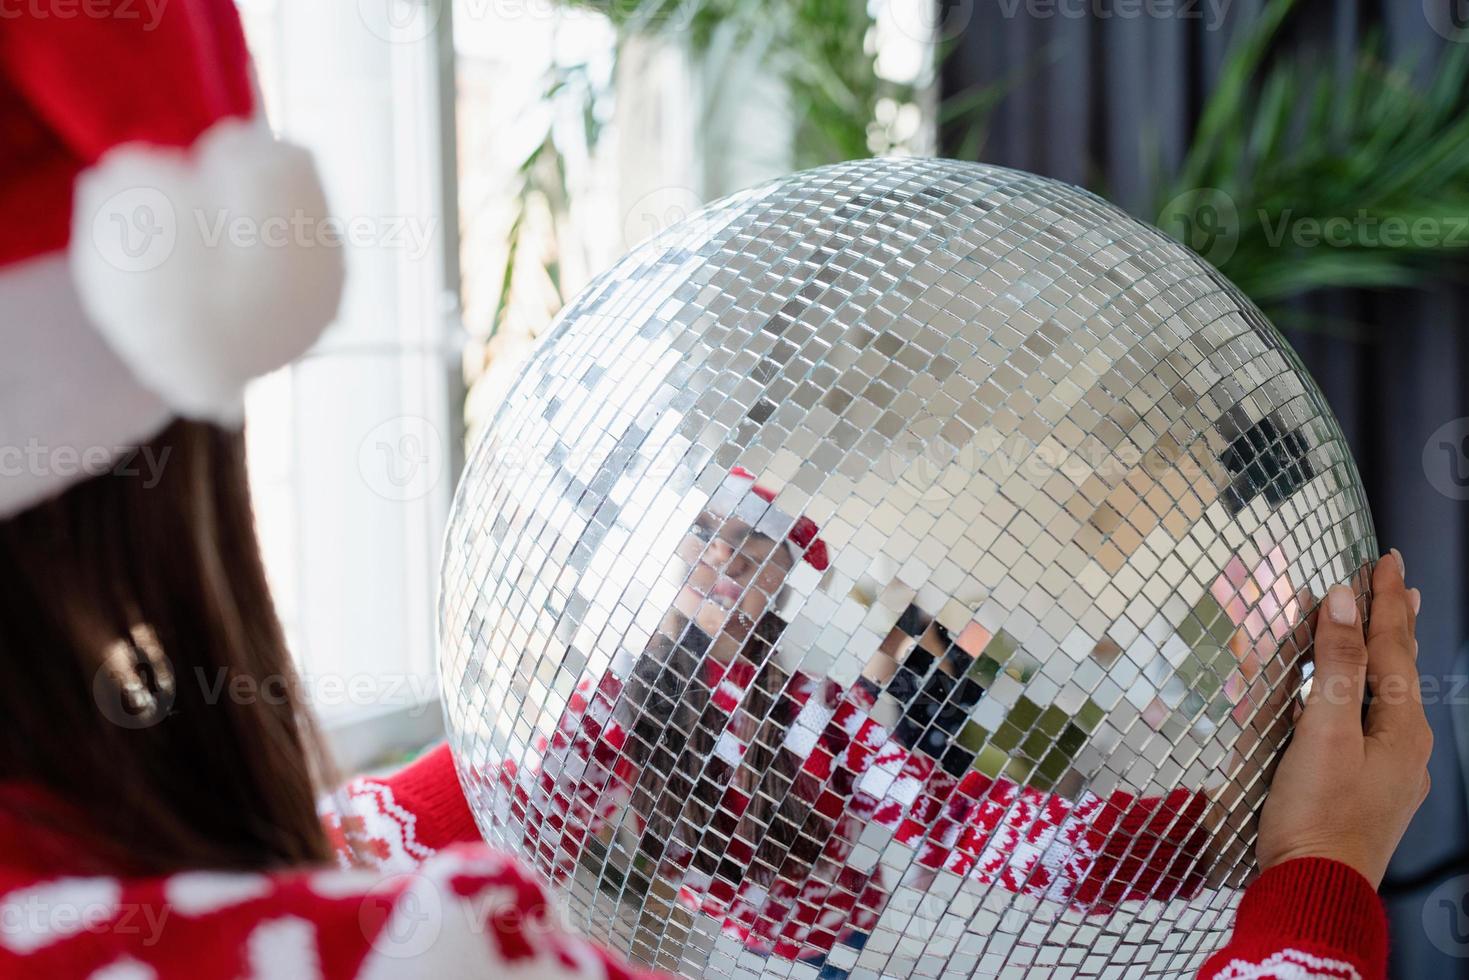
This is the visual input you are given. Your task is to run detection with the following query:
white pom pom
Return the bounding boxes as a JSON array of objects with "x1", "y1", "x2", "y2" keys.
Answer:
[{"x1": 69, "y1": 119, "x2": 346, "y2": 424}]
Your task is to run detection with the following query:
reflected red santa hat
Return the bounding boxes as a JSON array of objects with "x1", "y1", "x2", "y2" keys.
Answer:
[
  {"x1": 0, "y1": 1, "x2": 344, "y2": 518},
  {"x1": 727, "y1": 466, "x2": 829, "y2": 571}
]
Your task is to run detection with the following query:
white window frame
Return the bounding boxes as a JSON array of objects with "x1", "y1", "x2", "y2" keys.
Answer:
[{"x1": 239, "y1": 0, "x2": 464, "y2": 773}]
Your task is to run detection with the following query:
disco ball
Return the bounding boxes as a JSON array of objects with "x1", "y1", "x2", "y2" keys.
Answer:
[{"x1": 439, "y1": 158, "x2": 1375, "y2": 979}]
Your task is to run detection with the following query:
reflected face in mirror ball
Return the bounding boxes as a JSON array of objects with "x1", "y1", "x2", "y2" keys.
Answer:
[
  {"x1": 440, "y1": 158, "x2": 1375, "y2": 978},
  {"x1": 674, "y1": 509, "x2": 795, "y2": 651}
]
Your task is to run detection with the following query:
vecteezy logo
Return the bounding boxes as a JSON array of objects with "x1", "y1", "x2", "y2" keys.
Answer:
[
  {"x1": 359, "y1": 873, "x2": 443, "y2": 958},
  {"x1": 622, "y1": 186, "x2": 707, "y2": 251},
  {"x1": 883, "y1": 0, "x2": 974, "y2": 43},
  {"x1": 89, "y1": 186, "x2": 177, "y2": 273},
  {"x1": 93, "y1": 643, "x2": 175, "y2": 729},
  {"x1": 1423, "y1": 417, "x2": 1469, "y2": 501},
  {"x1": 1423, "y1": 872, "x2": 1469, "y2": 957},
  {"x1": 1157, "y1": 187, "x2": 1240, "y2": 268},
  {"x1": 358, "y1": 416, "x2": 446, "y2": 502},
  {"x1": 1425, "y1": 0, "x2": 1469, "y2": 40},
  {"x1": 358, "y1": 0, "x2": 442, "y2": 43}
]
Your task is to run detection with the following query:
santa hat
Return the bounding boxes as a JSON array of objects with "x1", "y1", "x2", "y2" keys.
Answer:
[
  {"x1": 727, "y1": 466, "x2": 829, "y2": 571},
  {"x1": 0, "y1": 1, "x2": 344, "y2": 518}
]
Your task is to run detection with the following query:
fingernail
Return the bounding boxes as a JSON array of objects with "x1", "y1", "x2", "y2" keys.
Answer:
[
  {"x1": 1409, "y1": 587, "x2": 1422, "y2": 615},
  {"x1": 1326, "y1": 585, "x2": 1357, "y2": 625},
  {"x1": 1391, "y1": 548, "x2": 1405, "y2": 578}
]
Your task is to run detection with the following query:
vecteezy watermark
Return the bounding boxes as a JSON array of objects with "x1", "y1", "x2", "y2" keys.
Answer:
[
  {"x1": 622, "y1": 186, "x2": 708, "y2": 251},
  {"x1": 1423, "y1": 417, "x2": 1469, "y2": 501},
  {"x1": 0, "y1": 440, "x2": 171, "y2": 487},
  {"x1": 358, "y1": 415, "x2": 446, "y2": 503},
  {"x1": 1303, "y1": 670, "x2": 1469, "y2": 709},
  {"x1": 1157, "y1": 187, "x2": 1241, "y2": 267},
  {"x1": 485, "y1": 424, "x2": 1216, "y2": 506},
  {"x1": 87, "y1": 186, "x2": 438, "y2": 273},
  {"x1": 868, "y1": 425, "x2": 1217, "y2": 504},
  {"x1": 193, "y1": 210, "x2": 438, "y2": 261},
  {"x1": 93, "y1": 633, "x2": 177, "y2": 730},
  {"x1": 355, "y1": 865, "x2": 618, "y2": 959},
  {"x1": 0, "y1": 883, "x2": 171, "y2": 952},
  {"x1": 94, "y1": 660, "x2": 440, "y2": 729},
  {"x1": 193, "y1": 669, "x2": 441, "y2": 716},
  {"x1": 1158, "y1": 188, "x2": 1469, "y2": 266},
  {"x1": 359, "y1": 873, "x2": 445, "y2": 958},
  {"x1": 1423, "y1": 873, "x2": 1469, "y2": 957},
  {"x1": 0, "y1": 0, "x2": 169, "y2": 29},
  {"x1": 1424, "y1": 0, "x2": 1469, "y2": 42},
  {"x1": 996, "y1": 0, "x2": 1233, "y2": 31},
  {"x1": 349, "y1": 857, "x2": 1044, "y2": 966},
  {"x1": 359, "y1": 0, "x2": 699, "y2": 43},
  {"x1": 879, "y1": 0, "x2": 975, "y2": 43},
  {"x1": 90, "y1": 186, "x2": 177, "y2": 274},
  {"x1": 357, "y1": 0, "x2": 443, "y2": 43},
  {"x1": 1259, "y1": 210, "x2": 1469, "y2": 250}
]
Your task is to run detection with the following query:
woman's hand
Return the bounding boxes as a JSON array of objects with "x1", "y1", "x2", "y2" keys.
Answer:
[{"x1": 1255, "y1": 550, "x2": 1431, "y2": 888}]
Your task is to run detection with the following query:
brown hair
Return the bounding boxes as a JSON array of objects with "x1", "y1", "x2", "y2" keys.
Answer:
[
  {"x1": 0, "y1": 419, "x2": 332, "y2": 873},
  {"x1": 623, "y1": 613, "x2": 819, "y2": 891}
]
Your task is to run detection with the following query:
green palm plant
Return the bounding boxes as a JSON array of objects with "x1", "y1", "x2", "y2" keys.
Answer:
[
  {"x1": 486, "y1": 0, "x2": 937, "y2": 347},
  {"x1": 1154, "y1": 0, "x2": 1469, "y2": 324},
  {"x1": 489, "y1": 60, "x2": 605, "y2": 335},
  {"x1": 566, "y1": 0, "x2": 918, "y2": 166},
  {"x1": 489, "y1": 0, "x2": 1469, "y2": 354}
]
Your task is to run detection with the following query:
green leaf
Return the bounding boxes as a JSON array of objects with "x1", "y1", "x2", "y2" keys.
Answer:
[{"x1": 1154, "y1": 0, "x2": 1469, "y2": 324}]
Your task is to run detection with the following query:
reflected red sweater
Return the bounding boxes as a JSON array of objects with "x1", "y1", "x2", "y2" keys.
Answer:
[
  {"x1": 0, "y1": 745, "x2": 1387, "y2": 979},
  {"x1": 493, "y1": 667, "x2": 1216, "y2": 960}
]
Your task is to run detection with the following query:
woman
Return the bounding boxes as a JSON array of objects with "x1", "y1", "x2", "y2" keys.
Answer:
[{"x1": 0, "y1": 3, "x2": 1432, "y2": 978}]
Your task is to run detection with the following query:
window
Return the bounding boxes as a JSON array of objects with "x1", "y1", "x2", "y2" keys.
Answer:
[
  {"x1": 238, "y1": 0, "x2": 460, "y2": 771},
  {"x1": 232, "y1": 0, "x2": 928, "y2": 772}
]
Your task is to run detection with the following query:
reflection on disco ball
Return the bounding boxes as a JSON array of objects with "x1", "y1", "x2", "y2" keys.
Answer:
[{"x1": 440, "y1": 159, "x2": 1375, "y2": 978}]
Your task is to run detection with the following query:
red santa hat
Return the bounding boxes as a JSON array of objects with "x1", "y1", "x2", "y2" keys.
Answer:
[
  {"x1": 727, "y1": 466, "x2": 829, "y2": 571},
  {"x1": 0, "y1": 1, "x2": 344, "y2": 518}
]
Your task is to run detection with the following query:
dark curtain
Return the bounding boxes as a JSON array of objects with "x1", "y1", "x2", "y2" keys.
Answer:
[{"x1": 940, "y1": 2, "x2": 1469, "y2": 975}]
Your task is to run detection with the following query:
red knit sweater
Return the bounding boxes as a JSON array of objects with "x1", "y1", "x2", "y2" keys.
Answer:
[{"x1": 0, "y1": 745, "x2": 1388, "y2": 979}]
